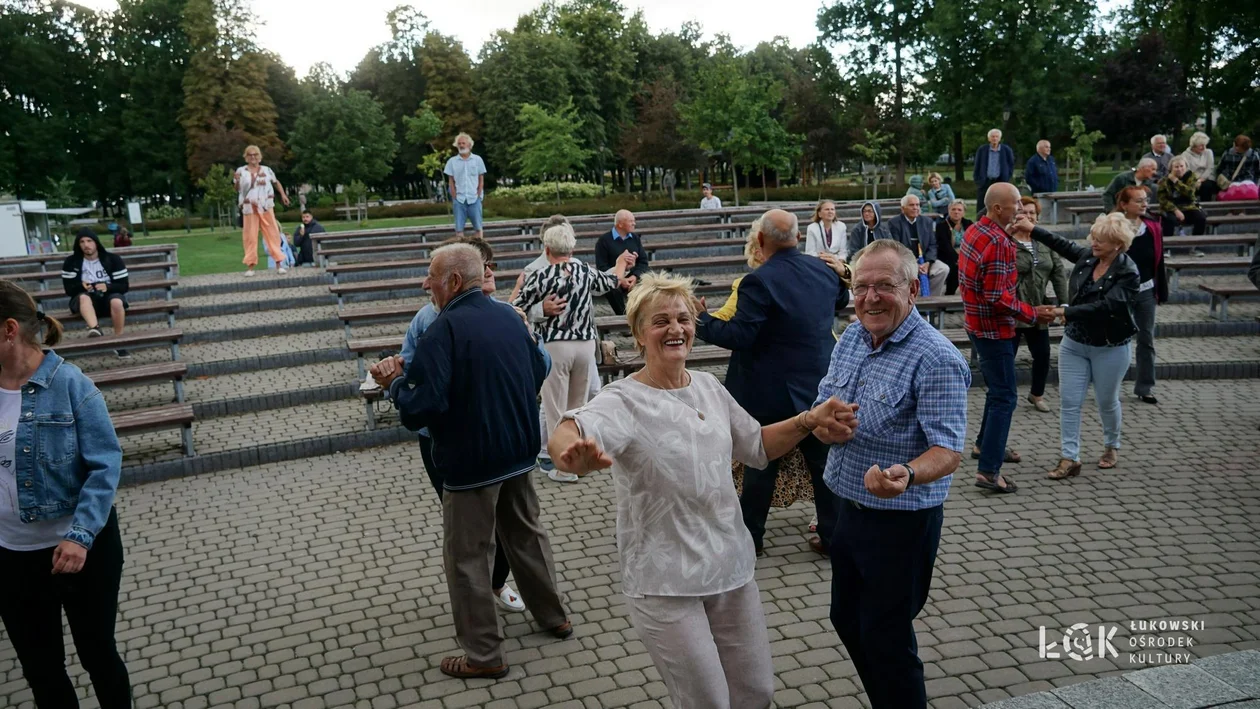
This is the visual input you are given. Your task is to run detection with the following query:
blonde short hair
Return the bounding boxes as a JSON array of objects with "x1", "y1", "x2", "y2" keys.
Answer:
[
  {"x1": 928, "y1": 172, "x2": 943, "y2": 184},
  {"x1": 626, "y1": 272, "x2": 698, "y2": 354},
  {"x1": 1169, "y1": 155, "x2": 1188, "y2": 172},
  {"x1": 243, "y1": 144, "x2": 262, "y2": 158},
  {"x1": 744, "y1": 218, "x2": 764, "y2": 268},
  {"x1": 453, "y1": 132, "x2": 474, "y2": 147},
  {"x1": 542, "y1": 222, "x2": 576, "y2": 256},
  {"x1": 1090, "y1": 212, "x2": 1136, "y2": 252},
  {"x1": 1189, "y1": 131, "x2": 1210, "y2": 148}
]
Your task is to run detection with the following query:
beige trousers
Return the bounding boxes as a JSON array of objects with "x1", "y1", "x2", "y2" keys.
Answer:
[
  {"x1": 625, "y1": 581, "x2": 775, "y2": 709},
  {"x1": 541, "y1": 340, "x2": 595, "y2": 437}
]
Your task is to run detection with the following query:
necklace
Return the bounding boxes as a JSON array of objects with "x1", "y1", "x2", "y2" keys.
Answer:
[{"x1": 644, "y1": 369, "x2": 705, "y2": 420}]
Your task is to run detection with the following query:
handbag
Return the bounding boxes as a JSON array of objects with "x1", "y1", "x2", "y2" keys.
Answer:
[
  {"x1": 595, "y1": 340, "x2": 618, "y2": 365},
  {"x1": 1216, "y1": 150, "x2": 1251, "y2": 191},
  {"x1": 732, "y1": 447, "x2": 814, "y2": 508}
]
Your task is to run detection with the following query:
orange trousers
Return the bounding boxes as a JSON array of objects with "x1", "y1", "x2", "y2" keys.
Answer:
[{"x1": 242, "y1": 210, "x2": 285, "y2": 268}]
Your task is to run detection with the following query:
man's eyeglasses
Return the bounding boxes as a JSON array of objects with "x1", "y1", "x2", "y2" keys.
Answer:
[
  {"x1": 852, "y1": 280, "x2": 907, "y2": 297},
  {"x1": 485, "y1": 261, "x2": 498, "y2": 271}
]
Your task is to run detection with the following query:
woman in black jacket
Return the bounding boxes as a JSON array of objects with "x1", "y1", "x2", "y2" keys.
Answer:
[
  {"x1": 1025, "y1": 212, "x2": 1140, "y2": 480},
  {"x1": 933, "y1": 199, "x2": 971, "y2": 295}
]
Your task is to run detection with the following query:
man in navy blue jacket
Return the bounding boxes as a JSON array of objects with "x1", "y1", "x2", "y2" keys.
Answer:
[
  {"x1": 385, "y1": 243, "x2": 572, "y2": 680},
  {"x1": 1024, "y1": 140, "x2": 1059, "y2": 195},
  {"x1": 973, "y1": 128, "x2": 1015, "y2": 211},
  {"x1": 695, "y1": 209, "x2": 850, "y2": 557}
]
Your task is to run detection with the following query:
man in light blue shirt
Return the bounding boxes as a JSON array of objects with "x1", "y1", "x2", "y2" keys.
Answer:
[
  {"x1": 444, "y1": 132, "x2": 487, "y2": 237},
  {"x1": 813, "y1": 239, "x2": 970, "y2": 708}
]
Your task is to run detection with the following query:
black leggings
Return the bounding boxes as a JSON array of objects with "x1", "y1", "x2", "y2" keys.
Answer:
[
  {"x1": 1017, "y1": 327, "x2": 1052, "y2": 397},
  {"x1": 0, "y1": 508, "x2": 131, "y2": 709},
  {"x1": 417, "y1": 435, "x2": 511, "y2": 590},
  {"x1": 1162, "y1": 210, "x2": 1207, "y2": 237}
]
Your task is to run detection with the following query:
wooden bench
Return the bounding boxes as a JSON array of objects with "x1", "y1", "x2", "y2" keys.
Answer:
[
  {"x1": 1209, "y1": 213, "x2": 1260, "y2": 233},
  {"x1": 48, "y1": 299, "x2": 180, "y2": 329},
  {"x1": 31, "y1": 279, "x2": 178, "y2": 304},
  {"x1": 88, "y1": 361, "x2": 188, "y2": 402},
  {"x1": 1163, "y1": 233, "x2": 1257, "y2": 256},
  {"x1": 9, "y1": 262, "x2": 176, "y2": 291},
  {"x1": 1199, "y1": 283, "x2": 1260, "y2": 320},
  {"x1": 112, "y1": 403, "x2": 195, "y2": 456},
  {"x1": 56, "y1": 328, "x2": 183, "y2": 361},
  {"x1": 0, "y1": 244, "x2": 179, "y2": 274},
  {"x1": 1164, "y1": 257, "x2": 1252, "y2": 290},
  {"x1": 597, "y1": 344, "x2": 733, "y2": 381}
]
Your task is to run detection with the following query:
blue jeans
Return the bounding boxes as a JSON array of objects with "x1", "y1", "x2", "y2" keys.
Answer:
[
  {"x1": 970, "y1": 335, "x2": 1018, "y2": 477},
  {"x1": 453, "y1": 199, "x2": 483, "y2": 233},
  {"x1": 1058, "y1": 335, "x2": 1130, "y2": 461}
]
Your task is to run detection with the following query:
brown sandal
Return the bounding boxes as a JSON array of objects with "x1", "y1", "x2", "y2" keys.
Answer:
[
  {"x1": 1048, "y1": 459, "x2": 1082, "y2": 480},
  {"x1": 439, "y1": 655, "x2": 509, "y2": 679},
  {"x1": 1098, "y1": 448, "x2": 1118, "y2": 469}
]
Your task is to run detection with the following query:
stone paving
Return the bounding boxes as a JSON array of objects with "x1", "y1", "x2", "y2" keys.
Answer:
[{"x1": 3, "y1": 378, "x2": 1258, "y2": 709}]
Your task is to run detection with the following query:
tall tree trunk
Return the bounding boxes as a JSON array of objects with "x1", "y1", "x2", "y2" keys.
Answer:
[
  {"x1": 953, "y1": 130, "x2": 964, "y2": 183},
  {"x1": 761, "y1": 167, "x2": 768, "y2": 201},
  {"x1": 893, "y1": 16, "x2": 906, "y2": 187},
  {"x1": 731, "y1": 158, "x2": 740, "y2": 207}
]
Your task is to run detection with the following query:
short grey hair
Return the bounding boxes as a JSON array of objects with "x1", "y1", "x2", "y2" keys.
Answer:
[
  {"x1": 852, "y1": 239, "x2": 918, "y2": 286},
  {"x1": 1150, "y1": 134, "x2": 1167, "y2": 145},
  {"x1": 762, "y1": 211, "x2": 800, "y2": 245},
  {"x1": 431, "y1": 243, "x2": 484, "y2": 286},
  {"x1": 542, "y1": 223, "x2": 577, "y2": 256},
  {"x1": 1189, "y1": 131, "x2": 1210, "y2": 148},
  {"x1": 453, "y1": 132, "x2": 474, "y2": 147},
  {"x1": 949, "y1": 198, "x2": 966, "y2": 210},
  {"x1": 899, "y1": 193, "x2": 921, "y2": 208},
  {"x1": 988, "y1": 129, "x2": 1002, "y2": 139},
  {"x1": 1137, "y1": 157, "x2": 1158, "y2": 170}
]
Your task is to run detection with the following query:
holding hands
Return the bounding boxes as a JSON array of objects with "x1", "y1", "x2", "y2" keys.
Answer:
[
  {"x1": 806, "y1": 397, "x2": 860, "y2": 444},
  {"x1": 370, "y1": 354, "x2": 406, "y2": 388},
  {"x1": 1035, "y1": 304, "x2": 1065, "y2": 325}
]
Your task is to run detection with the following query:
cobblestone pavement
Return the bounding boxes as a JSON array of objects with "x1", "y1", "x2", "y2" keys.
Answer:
[{"x1": 3, "y1": 379, "x2": 1258, "y2": 709}]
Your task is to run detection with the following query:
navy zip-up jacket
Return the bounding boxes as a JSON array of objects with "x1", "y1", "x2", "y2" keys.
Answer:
[
  {"x1": 1024, "y1": 154, "x2": 1059, "y2": 194},
  {"x1": 390, "y1": 287, "x2": 548, "y2": 490}
]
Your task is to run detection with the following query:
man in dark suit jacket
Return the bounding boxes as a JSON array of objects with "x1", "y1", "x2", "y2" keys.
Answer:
[
  {"x1": 594, "y1": 209, "x2": 650, "y2": 314},
  {"x1": 695, "y1": 209, "x2": 851, "y2": 557},
  {"x1": 973, "y1": 128, "x2": 1015, "y2": 212},
  {"x1": 885, "y1": 194, "x2": 949, "y2": 295}
]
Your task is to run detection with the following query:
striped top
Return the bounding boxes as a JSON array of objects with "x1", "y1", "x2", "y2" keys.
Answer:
[{"x1": 513, "y1": 260, "x2": 620, "y2": 342}]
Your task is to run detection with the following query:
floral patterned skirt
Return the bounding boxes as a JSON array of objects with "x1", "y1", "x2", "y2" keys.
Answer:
[{"x1": 732, "y1": 446, "x2": 815, "y2": 508}]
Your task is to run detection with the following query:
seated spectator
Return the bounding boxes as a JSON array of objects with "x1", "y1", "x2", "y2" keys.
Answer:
[
  {"x1": 1102, "y1": 158, "x2": 1158, "y2": 212},
  {"x1": 1215, "y1": 134, "x2": 1260, "y2": 202},
  {"x1": 700, "y1": 183, "x2": 722, "y2": 210},
  {"x1": 1181, "y1": 131, "x2": 1217, "y2": 202},
  {"x1": 1024, "y1": 140, "x2": 1059, "y2": 195},
  {"x1": 291, "y1": 210, "x2": 324, "y2": 266},
  {"x1": 886, "y1": 195, "x2": 948, "y2": 295},
  {"x1": 1158, "y1": 156, "x2": 1208, "y2": 238},
  {"x1": 847, "y1": 201, "x2": 890, "y2": 256},
  {"x1": 61, "y1": 228, "x2": 131, "y2": 358},
  {"x1": 925, "y1": 172, "x2": 955, "y2": 216},
  {"x1": 113, "y1": 226, "x2": 132, "y2": 248},
  {"x1": 514, "y1": 223, "x2": 631, "y2": 483},
  {"x1": 1143, "y1": 134, "x2": 1174, "y2": 181},
  {"x1": 933, "y1": 199, "x2": 971, "y2": 295},
  {"x1": 804, "y1": 200, "x2": 847, "y2": 259},
  {"x1": 906, "y1": 175, "x2": 927, "y2": 205},
  {"x1": 594, "y1": 210, "x2": 649, "y2": 315}
]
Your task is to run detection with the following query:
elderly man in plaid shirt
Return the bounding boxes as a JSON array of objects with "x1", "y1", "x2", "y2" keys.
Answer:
[
  {"x1": 815, "y1": 239, "x2": 971, "y2": 709},
  {"x1": 958, "y1": 182, "x2": 1057, "y2": 494}
]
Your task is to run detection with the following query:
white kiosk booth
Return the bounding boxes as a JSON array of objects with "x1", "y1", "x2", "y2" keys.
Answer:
[{"x1": 0, "y1": 201, "x2": 95, "y2": 257}]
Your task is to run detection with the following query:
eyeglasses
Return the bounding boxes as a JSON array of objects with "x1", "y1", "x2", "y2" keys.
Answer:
[
  {"x1": 485, "y1": 261, "x2": 498, "y2": 271},
  {"x1": 852, "y1": 280, "x2": 907, "y2": 297}
]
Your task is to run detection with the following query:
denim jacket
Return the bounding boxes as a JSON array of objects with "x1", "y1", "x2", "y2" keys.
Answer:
[{"x1": 11, "y1": 350, "x2": 122, "y2": 549}]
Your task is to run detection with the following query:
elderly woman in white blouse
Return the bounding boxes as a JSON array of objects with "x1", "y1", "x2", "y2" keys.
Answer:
[{"x1": 548, "y1": 272, "x2": 857, "y2": 709}]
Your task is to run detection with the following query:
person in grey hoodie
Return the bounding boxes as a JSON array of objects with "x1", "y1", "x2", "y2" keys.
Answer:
[{"x1": 847, "y1": 201, "x2": 890, "y2": 257}]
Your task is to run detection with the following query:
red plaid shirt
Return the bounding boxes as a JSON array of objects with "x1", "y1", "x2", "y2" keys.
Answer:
[{"x1": 958, "y1": 216, "x2": 1037, "y2": 339}]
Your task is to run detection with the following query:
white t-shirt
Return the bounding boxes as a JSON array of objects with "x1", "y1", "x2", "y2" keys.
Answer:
[
  {"x1": 700, "y1": 196, "x2": 723, "y2": 210},
  {"x1": 0, "y1": 388, "x2": 71, "y2": 551},
  {"x1": 236, "y1": 165, "x2": 277, "y2": 215},
  {"x1": 81, "y1": 257, "x2": 111, "y2": 285}
]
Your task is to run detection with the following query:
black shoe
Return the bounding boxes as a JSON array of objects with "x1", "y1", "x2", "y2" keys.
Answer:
[
  {"x1": 87, "y1": 327, "x2": 103, "y2": 338},
  {"x1": 1138, "y1": 395, "x2": 1158, "y2": 404},
  {"x1": 116, "y1": 349, "x2": 131, "y2": 359}
]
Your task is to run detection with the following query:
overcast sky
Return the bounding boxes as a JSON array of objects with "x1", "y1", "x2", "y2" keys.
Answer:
[{"x1": 77, "y1": 0, "x2": 828, "y2": 76}]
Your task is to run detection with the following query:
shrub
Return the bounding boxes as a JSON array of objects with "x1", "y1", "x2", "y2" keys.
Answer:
[
  {"x1": 144, "y1": 204, "x2": 185, "y2": 221},
  {"x1": 315, "y1": 194, "x2": 336, "y2": 208},
  {"x1": 490, "y1": 182, "x2": 603, "y2": 202}
]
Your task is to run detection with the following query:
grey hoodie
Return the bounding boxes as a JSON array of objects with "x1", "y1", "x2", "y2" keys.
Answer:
[{"x1": 847, "y1": 201, "x2": 891, "y2": 257}]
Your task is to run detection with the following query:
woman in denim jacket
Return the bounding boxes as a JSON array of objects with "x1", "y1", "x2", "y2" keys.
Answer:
[{"x1": 0, "y1": 281, "x2": 130, "y2": 708}]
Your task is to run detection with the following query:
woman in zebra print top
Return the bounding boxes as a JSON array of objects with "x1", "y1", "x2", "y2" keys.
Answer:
[{"x1": 514, "y1": 223, "x2": 632, "y2": 482}]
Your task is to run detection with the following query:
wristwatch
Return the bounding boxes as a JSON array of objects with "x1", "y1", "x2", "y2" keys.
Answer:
[{"x1": 903, "y1": 463, "x2": 916, "y2": 487}]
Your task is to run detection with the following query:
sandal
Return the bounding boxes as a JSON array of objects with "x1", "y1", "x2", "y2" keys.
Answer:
[
  {"x1": 1048, "y1": 459, "x2": 1082, "y2": 480},
  {"x1": 974, "y1": 473, "x2": 1018, "y2": 493},
  {"x1": 971, "y1": 447, "x2": 1022, "y2": 463},
  {"x1": 1098, "y1": 448, "x2": 1118, "y2": 469},
  {"x1": 549, "y1": 621, "x2": 574, "y2": 639},
  {"x1": 439, "y1": 655, "x2": 509, "y2": 679},
  {"x1": 808, "y1": 515, "x2": 818, "y2": 533}
]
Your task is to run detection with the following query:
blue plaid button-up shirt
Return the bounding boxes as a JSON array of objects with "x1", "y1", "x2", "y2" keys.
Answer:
[{"x1": 818, "y1": 312, "x2": 971, "y2": 510}]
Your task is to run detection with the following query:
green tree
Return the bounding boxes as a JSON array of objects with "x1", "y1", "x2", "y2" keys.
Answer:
[
  {"x1": 1062, "y1": 116, "x2": 1106, "y2": 191},
  {"x1": 418, "y1": 31, "x2": 480, "y2": 149},
  {"x1": 512, "y1": 100, "x2": 592, "y2": 203},
  {"x1": 619, "y1": 78, "x2": 705, "y2": 190},
  {"x1": 197, "y1": 163, "x2": 236, "y2": 228},
  {"x1": 289, "y1": 89, "x2": 398, "y2": 189},
  {"x1": 402, "y1": 102, "x2": 447, "y2": 199}
]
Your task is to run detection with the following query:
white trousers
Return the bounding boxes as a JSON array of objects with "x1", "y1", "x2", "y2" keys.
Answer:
[{"x1": 625, "y1": 581, "x2": 774, "y2": 709}]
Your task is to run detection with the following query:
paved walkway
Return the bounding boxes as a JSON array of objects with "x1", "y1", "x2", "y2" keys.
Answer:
[{"x1": 2, "y1": 378, "x2": 1259, "y2": 709}]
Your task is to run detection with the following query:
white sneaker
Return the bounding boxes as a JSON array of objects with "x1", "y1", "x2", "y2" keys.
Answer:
[
  {"x1": 277, "y1": 266, "x2": 288, "y2": 274},
  {"x1": 495, "y1": 585, "x2": 526, "y2": 612},
  {"x1": 547, "y1": 470, "x2": 579, "y2": 483},
  {"x1": 244, "y1": 269, "x2": 255, "y2": 277}
]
